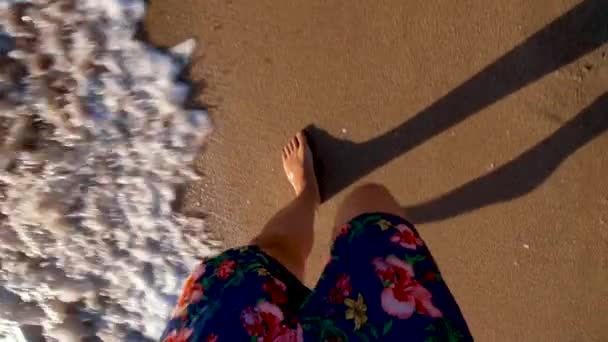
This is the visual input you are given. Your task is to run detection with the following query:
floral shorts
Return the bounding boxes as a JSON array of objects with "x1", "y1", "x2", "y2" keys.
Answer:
[{"x1": 162, "y1": 213, "x2": 472, "y2": 341}]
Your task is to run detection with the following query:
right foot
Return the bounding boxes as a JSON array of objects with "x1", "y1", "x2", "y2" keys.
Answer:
[{"x1": 282, "y1": 131, "x2": 320, "y2": 203}]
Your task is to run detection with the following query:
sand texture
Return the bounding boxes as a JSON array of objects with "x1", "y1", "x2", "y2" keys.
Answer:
[{"x1": 146, "y1": 0, "x2": 608, "y2": 340}]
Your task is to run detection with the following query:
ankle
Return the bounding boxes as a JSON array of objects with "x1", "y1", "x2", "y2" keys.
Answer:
[{"x1": 298, "y1": 183, "x2": 320, "y2": 204}]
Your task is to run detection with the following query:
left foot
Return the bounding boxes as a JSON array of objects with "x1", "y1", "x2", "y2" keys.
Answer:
[{"x1": 282, "y1": 131, "x2": 320, "y2": 202}]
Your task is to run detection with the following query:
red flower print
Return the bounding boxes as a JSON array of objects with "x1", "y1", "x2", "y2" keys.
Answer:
[
  {"x1": 390, "y1": 224, "x2": 424, "y2": 250},
  {"x1": 192, "y1": 262, "x2": 207, "y2": 281},
  {"x1": 276, "y1": 325, "x2": 304, "y2": 342},
  {"x1": 373, "y1": 256, "x2": 442, "y2": 320},
  {"x1": 421, "y1": 271, "x2": 437, "y2": 282},
  {"x1": 172, "y1": 268, "x2": 205, "y2": 319},
  {"x1": 338, "y1": 223, "x2": 351, "y2": 237},
  {"x1": 240, "y1": 301, "x2": 304, "y2": 342},
  {"x1": 263, "y1": 277, "x2": 288, "y2": 304},
  {"x1": 205, "y1": 334, "x2": 218, "y2": 342},
  {"x1": 216, "y1": 260, "x2": 237, "y2": 280},
  {"x1": 163, "y1": 328, "x2": 193, "y2": 342},
  {"x1": 327, "y1": 274, "x2": 352, "y2": 304},
  {"x1": 241, "y1": 307, "x2": 264, "y2": 336},
  {"x1": 178, "y1": 283, "x2": 204, "y2": 305},
  {"x1": 171, "y1": 283, "x2": 204, "y2": 318}
]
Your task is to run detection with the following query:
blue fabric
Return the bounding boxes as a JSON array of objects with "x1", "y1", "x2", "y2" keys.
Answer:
[{"x1": 162, "y1": 213, "x2": 472, "y2": 341}]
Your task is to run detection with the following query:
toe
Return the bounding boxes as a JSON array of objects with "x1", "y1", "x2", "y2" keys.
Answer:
[
  {"x1": 289, "y1": 138, "x2": 297, "y2": 153},
  {"x1": 295, "y1": 131, "x2": 306, "y2": 148},
  {"x1": 284, "y1": 141, "x2": 292, "y2": 154},
  {"x1": 294, "y1": 134, "x2": 301, "y2": 149}
]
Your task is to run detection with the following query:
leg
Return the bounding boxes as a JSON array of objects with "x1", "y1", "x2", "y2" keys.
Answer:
[
  {"x1": 252, "y1": 132, "x2": 320, "y2": 281},
  {"x1": 334, "y1": 183, "x2": 404, "y2": 237}
]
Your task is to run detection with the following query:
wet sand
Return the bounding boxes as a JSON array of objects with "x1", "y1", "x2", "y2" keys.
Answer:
[{"x1": 145, "y1": 1, "x2": 608, "y2": 340}]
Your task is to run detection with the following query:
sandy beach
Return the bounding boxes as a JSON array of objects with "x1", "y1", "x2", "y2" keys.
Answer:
[{"x1": 146, "y1": 0, "x2": 607, "y2": 340}]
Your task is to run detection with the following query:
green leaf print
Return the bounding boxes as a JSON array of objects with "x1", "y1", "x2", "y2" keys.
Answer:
[
  {"x1": 442, "y1": 319, "x2": 465, "y2": 341},
  {"x1": 257, "y1": 252, "x2": 270, "y2": 265},
  {"x1": 189, "y1": 302, "x2": 220, "y2": 341},
  {"x1": 362, "y1": 215, "x2": 382, "y2": 223},
  {"x1": 318, "y1": 319, "x2": 349, "y2": 342},
  {"x1": 425, "y1": 319, "x2": 466, "y2": 342},
  {"x1": 348, "y1": 221, "x2": 365, "y2": 242},
  {"x1": 244, "y1": 263, "x2": 265, "y2": 273},
  {"x1": 383, "y1": 320, "x2": 393, "y2": 335},
  {"x1": 250, "y1": 336, "x2": 258, "y2": 342},
  {"x1": 206, "y1": 256, "x2": 223, "y2": 267},
  {"x1": 404, "y1": 254, "x2": 426, "y2": 265},
  {"x1": 224, "y1": 269, "x2": 245, "y2": 288},
  {"x1": 368, "y1": 325, "x2": 379, "y2": 339}
]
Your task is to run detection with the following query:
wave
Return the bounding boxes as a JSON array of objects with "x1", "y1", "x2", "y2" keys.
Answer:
[{"x1": 0, "y1": 0, "x2": 217, "y2": 340}]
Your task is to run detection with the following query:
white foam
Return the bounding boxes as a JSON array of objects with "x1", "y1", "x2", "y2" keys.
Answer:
[{"x1": 0, "y1": 0, "x2": 218, "y2": 340}]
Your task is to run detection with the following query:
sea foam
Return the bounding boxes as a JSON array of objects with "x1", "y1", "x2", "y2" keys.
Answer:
[{"x1": 0, "y1": 0, "x2": 217, "y2": 340}]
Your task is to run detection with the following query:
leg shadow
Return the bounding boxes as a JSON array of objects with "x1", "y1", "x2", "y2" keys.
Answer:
[
  {"x1": 404, "y1": 93, "x2": 608, "y2": 223},
  {"x1": 306, "y1": 0, "x2": 607, "y2": 201}
]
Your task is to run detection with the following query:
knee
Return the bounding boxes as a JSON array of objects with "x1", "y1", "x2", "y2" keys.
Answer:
[
  {"x1": 336, "y1": 183, "x2": 404, "y2": 224},
  {"x1": 348, "y1": 183, "x2": 392, "y2": 200}
]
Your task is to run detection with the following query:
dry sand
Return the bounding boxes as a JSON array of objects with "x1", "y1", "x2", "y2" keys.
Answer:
[{"x1": 145, "y1": 0, "x2": 608, "y2": 340}]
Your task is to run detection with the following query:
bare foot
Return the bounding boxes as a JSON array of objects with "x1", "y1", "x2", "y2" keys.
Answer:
[{"x1": 282, "y1": 131, "x2": 320, "y2": 202}]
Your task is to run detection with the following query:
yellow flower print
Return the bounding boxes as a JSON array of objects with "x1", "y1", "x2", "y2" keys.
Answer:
[
  {"x1": 257, "y1": 268, "x2": 270, "y2": 276},
  {"x1": 345, "y1": 294, "x2": 368, "y2": 330},
  {"x1": 377, "y1": 219, "x2": 392, "y2": 231}
]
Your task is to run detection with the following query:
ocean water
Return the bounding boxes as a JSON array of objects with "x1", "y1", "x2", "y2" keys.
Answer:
[{"x1": 0, "y1": 0, "x2": 218, "y2": 340}]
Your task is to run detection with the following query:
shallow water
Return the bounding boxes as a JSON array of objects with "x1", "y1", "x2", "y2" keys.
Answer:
[{"x1": 0, "y1": 1, "x2": 217, "y2": 340}]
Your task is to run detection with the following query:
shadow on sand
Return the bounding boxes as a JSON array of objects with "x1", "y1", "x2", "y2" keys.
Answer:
[
  {"x1": 403, "y1": 94, "x2": 607, "y2": 223},
  {"x1": 306, "y1": 0, "x2": 608, "y2": 223}
]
